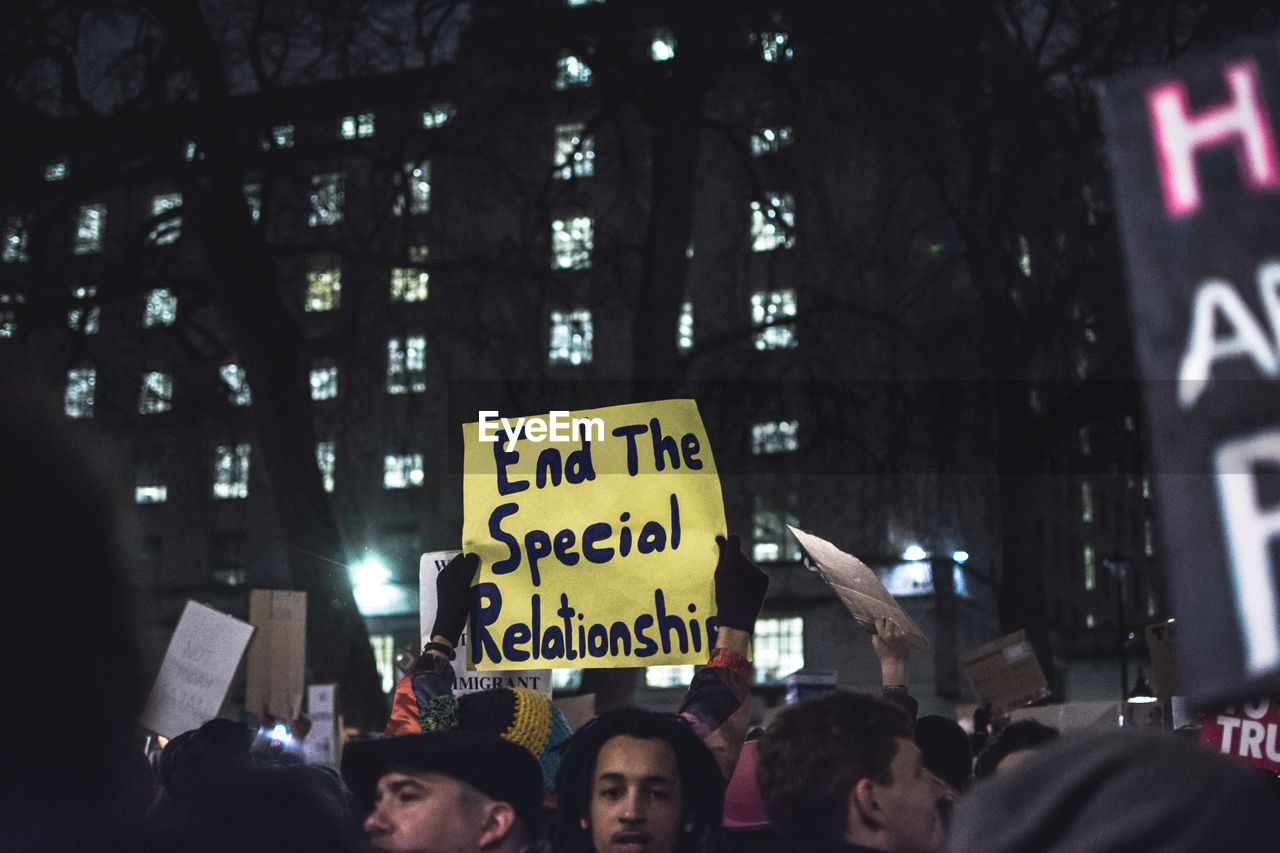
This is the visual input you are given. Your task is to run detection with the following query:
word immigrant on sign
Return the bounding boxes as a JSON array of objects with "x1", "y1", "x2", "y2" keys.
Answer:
[{"x1": 462, "y1": 400, "x2": 727, "y2": 670}]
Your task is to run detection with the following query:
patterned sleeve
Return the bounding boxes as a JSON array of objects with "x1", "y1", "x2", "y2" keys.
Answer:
[
  {"x1": 677, "y1": 647, "x2": 753, "y2": 783},
  {"x1": 384, "y1": 652, "x2": 458, "y2": 736}
]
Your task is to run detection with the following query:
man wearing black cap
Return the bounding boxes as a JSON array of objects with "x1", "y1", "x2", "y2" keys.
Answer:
[{"x1": 342, "y1": 730, "x2": 549, "y2": 853}]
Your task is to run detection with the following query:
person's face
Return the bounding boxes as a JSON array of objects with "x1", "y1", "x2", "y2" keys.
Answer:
[
  {"x1": 363, "y1": 769, "x2": 488, "y2": 853},
  {"x1": 872, "y1": 737, "x2": 952, "y2": 853},
  {"x1": 583, "y1": 734, "x2": 686, "y2": 853}
]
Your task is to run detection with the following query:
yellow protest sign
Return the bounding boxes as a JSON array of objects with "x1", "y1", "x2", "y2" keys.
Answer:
[{"x1": 462, "y1": 399, "x2": 725, "y2": 669}]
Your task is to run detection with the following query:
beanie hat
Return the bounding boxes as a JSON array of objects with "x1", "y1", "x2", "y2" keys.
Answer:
[
  {"x1": 947, "y1": 729, "x2": 1280, "y2": 852},
  {"x1": 342, "y1": 731, "x2": 542, "y2": 829},
  {"x1": 722, "y1": 739, "x2": 770, "y2": 830},
  {"x1": 420, "y1": 687, "x2": 572, "y2": 793}
]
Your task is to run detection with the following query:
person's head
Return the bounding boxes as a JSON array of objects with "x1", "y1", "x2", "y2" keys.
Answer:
[
  {"x1": 342, "y1": 730, "x2": 543, "y2": 853},
  {"x1": 555, "y1": 708, "x2": 724, "y2": 853},
  {"x1": 756, "y1": 690, "x2": 952, "y2": 852},
  {"x1": 914, "y1": 715, "x2": 973, "y2": 792},
  {"x1": 948, "y1": 729, "x2": 1280, "y2": 852},
  {"x1": 972, "y1": 719, "x2": 1059, "y2": 779}
]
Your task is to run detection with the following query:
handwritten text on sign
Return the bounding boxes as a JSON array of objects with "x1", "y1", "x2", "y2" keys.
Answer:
[{"x1": 462, "y1": 400, "x2": 725, "y2": 669}]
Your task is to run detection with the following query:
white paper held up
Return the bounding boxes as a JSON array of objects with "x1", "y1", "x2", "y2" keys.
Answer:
[{"x1": 787, "y1": 525, "x2": 929, "y2": 650}]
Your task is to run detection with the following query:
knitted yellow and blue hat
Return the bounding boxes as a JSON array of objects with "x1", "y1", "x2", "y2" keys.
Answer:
[{"x1": 421, "y1": 687, "x2": 572, "y2": 792}]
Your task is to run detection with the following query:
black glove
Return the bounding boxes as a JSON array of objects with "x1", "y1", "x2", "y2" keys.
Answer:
[
  {"x1": 714, "y1": 534, "x2": 769, "y2": 632},
  {"x1": 431, "y1": 553, "x2": 479, "y2": 646}
]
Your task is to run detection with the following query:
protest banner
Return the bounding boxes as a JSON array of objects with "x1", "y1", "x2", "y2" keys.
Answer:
[
  {"x1": 961, "y1": 630, "x2": 1051, "y2": 715},
  {"x1": 245, "y1": 589, "x2": 307, "y2": 721},
  {"x1": 420, "y1": 549, "x2": 552, "y2": 694},
  {"x1": 787, "y1": 526, "x2": 929, "y2": 650},
  {"x1": 1098, "y1": 29, "x2": 1280, "y2": 707},
  {"x1": 140, "y1": 600, "x2": 255, "y2": 739},
  {"x1": 1201, "y1": 696, "x2": 1280, "y2": 772},
  {"x1": 462, "y1": 399, "x2": 725, "y2": 669},
  {"x1": 303, "y1": 683, "x2": 339, "y2": 768}
]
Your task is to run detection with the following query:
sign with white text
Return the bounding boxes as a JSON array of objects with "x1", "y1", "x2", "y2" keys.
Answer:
[
  {"x1": 462, "y1": 399, "x2": 725, "y2": 669},
  {"x1": 1201, "y1": 696, "x2": 1280, "y2": 772},
  {"x1": 140, "y1": 600, "x2": 255, "y2": 738},
  {"x1": 1098, "y1": 30, "x2": 1280, "y2": 706}
]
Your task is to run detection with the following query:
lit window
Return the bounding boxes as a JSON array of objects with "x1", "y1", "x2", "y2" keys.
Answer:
[
  {"x1": 1018, "y1": 234, "x2": 1032, "y2": 277},
  {"x1": 651, "y1": 29, "x2": 676, "y2": 62},
  {"x1": 394, "y1": 161, "x2": 431, "y2": 216},
  {"x1": 306, "y1": 267, "x2": 342, "y2": 312},
  {"x1": 1084, "y1": 544, "x2": 1096, "y2": 591},
  {"x1": 1081, "y1": 481, "x2": 1094, "y2": 523},
  {"x1": 74, "y1": 203, "x2": 106, "y2": 254},
  {"x1": 751, "y1": 289, "x2": 797, "y2": 350},
  {"x1": 391, "y1": 267, "x2": 429, "y2": 302},
  {"x1": 384, "y1": 453, "x2": 425, "y2": 489},
  {"x1": 646, "y1": 665, "x2": 695, "y2": 688},
  {"x1": 751, "y1": 420, "x2": 799, "y2": 454},
  {"x1": 3, "y1": 216, "x2": 28, "y2": 263},
  {"x1": 370, "y1": 634, "x2": 396, "y2": 693},
  {"x1": 677, "y1": 302, "x2": 693, "y2": 352},
  {"x1": 143, "y1": 288, "x2": 178, "y2": 327},
  {"x1": 1085, "y1": 612, "x2": 1096, "y2": 629},
  {"x1": 408, "y1": 244, "x2": 430, "y2": 263},
  {"x1": 552, "y1": 216, "x2": 593, "y2": 269},
  {"x1": 67, "y1": 285, "x2": 99, "y2": 334},
  {"x1": 0, "y1": 308, "x2": 15, "y2": 338},
  {"x1": 139, "y1": 370, "x2": 174, "y2": 414},
  {"x1": 135, "y1": 445, "x2": 167, "y2": 504},
  {"x1": 269, "y1": 124, "x2": 295, "y2": 149},
  {"x1": 555, "y1": 52, "x2": 593, "y2": 90},
  {"x1": 751, "y1": 192, "x2": 795, "y2": 251},
  {"x1": 554, "y1": 123, "x2": 595, "y2": 180},
  {"x1": 1144, "y1": 517, "x2": 1154, "y2": 557},
  {"x1": 567, "y1": 0, "x2": 605, "y2": 6},
  {"x1": 308, "y1": 172, "x2": 345, "y2": 227},
  {"x1": 310, "y1": 360, "x2": 339, "y2": 401},
  {"x1": 387, "y1": 335, "x2": 427, "y2": 394},
  {"x1": 211, "y1": 532, "x2": 246, "y2": 586},
  {"x1": 753, "y1": 617, "x2": 804, "y2": 682},
  {"x1": 316, "y1": 441, "x2": 335, "y2": 493},
  {"x1": 552, "y1": 669, "x2": 583, "y2": 690},
  {"x1": 148, "y1": 192, "x2": 183, "y2": 245},
  {"x1": 339, "y1": 111, "x2": 376, "y2": 139},
  {"x1": 183, "y1": 140, "x2": 200, "y2": 161},
  {"x1": 755, "y1": 31, "x2": 793, "y2": 63},
  {"x1": 45, "y1": 159, "x2": 69, "y2": 181},
  {"x1": 243, "y1": 184, "x2": 262, "y2": 224},
  {"x1": 549, "y1": 309, "x2": 593, "y2": 365},
  {"x1": 421, "y1": 103, "x2": 455, "y2": 129},
  {"x1": 750, "y1": 126, "x2": 793, "y2": 157},
  {"x1": 220, "y1": 363, "x2": 252, "y2": 406},
  {"x1": 64, "y1": 367, "x2": 96, "y2": 419},
  {"x1": 751, "y1": 493, "x2": 801, "y2": 562},
  {"x1": 213, "y1": 443, "x2": 251, "y2": 499}
]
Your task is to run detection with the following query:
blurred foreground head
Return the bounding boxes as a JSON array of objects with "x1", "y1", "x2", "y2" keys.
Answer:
[
  {"x1": 947, "y1": 728, "x2": 1280, "y2": 852},
  {"x1": 0, "y1": 355, "x2": 149, "y2": 846}
]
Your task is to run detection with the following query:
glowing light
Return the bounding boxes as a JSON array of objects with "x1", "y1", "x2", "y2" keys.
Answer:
[
  {"x1": 350, "y1": 554, "x2": 391, "y2": 587},
  {"x1": 952, "y1": 550, "x2": 969, "y2": 563},
  {"x1": 903, "y1": 545, "x2": 927, "y2": 561}
]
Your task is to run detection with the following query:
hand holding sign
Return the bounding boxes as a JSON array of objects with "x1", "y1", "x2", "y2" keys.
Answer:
[
  {"x1": 713, "y1": 534, "x2": 770, "y2": 632},
  {"x1": 787, "y1": 525, "x2": 929, "y2": 651},
  {"x1": 432, "y1": 552, "x2": 479, "y2": 647}
]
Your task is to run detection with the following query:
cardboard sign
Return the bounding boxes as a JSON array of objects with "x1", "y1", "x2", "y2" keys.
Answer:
[
  {"x1": 1146, "y1": 620, "x2": 1179, "y2": 700},
  {"x1": 961, "y1": 630, "x2": 1050, "y2": 714},
  {"x1": 1098, "y1": 30, "x2": 1280, "y2": 707},
  {"x1": 462, "y1": 399, "x2": 725, "y2": 669},
  {"x1": 245, "y1": 589, "x2": 307, "y2": 720},
  {"x1": 1201, "y1": 696, "x2": 1280, "y2": 772},
  {"x1": 787, "y1": 526, "x2": 929, "y2": 650},
  {"x1": 140, "y1": 600, "x2": 255, "y2": 738},
  {"x1": 420, "y1": 550, "x2": 552, "y2": 695},
  {"x1": 303, "y1": 684, "x2": 339, "y2": 768}
]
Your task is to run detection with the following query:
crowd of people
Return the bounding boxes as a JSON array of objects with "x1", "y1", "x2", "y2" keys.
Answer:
[{"x1": 6, "y1": 354, "x2": 1280, "y2": 852}]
